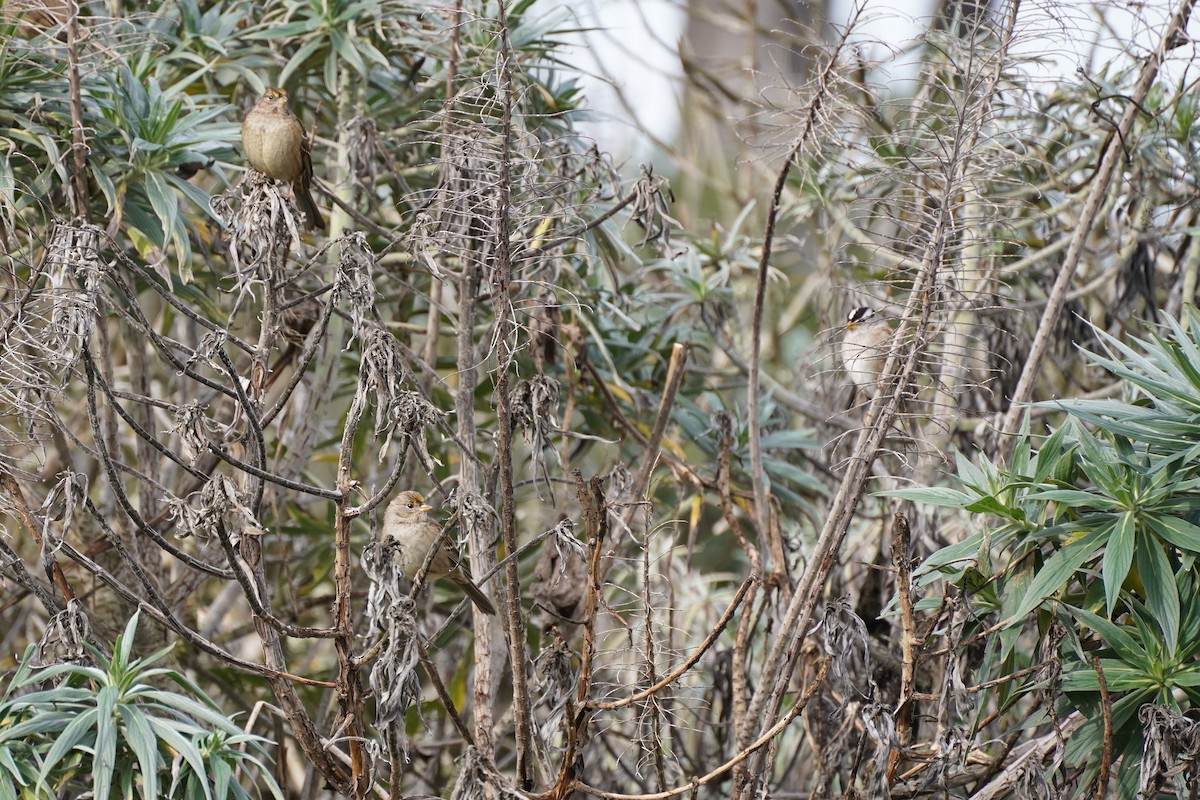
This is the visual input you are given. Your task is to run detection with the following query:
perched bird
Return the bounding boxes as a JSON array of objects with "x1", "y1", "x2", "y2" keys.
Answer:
[
  {"x1": 241, "y1": 88, "x2": 324, "y2": 232},
  {"x1": 841, "y1": 306, "x2": 893, "y2": 398},
  {"x1": 381, "y1": 490, "x2": 496, "y2": 615}
]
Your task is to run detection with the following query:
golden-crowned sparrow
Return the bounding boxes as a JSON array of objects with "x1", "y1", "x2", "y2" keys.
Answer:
[
  {"x1": 382, "y1": 490, "x2": 496, "y2": 615},
  {"x1": 241, "y1": 88, "x2": 324, "y2": 232},
  {"x1": 841, "y1": 306, "x2": 893, "y2": 398}
]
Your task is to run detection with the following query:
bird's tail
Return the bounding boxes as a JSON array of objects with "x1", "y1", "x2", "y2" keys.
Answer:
[
  {"x1": 458, "y1": 576, "x2": 497, "y2": 615},
  {"x1": 295, "y1": 183, "x2": 325, "y2": 232}
]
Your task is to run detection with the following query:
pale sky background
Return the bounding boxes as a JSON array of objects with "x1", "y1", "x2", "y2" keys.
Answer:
[{"x1": 552, "y1": 0, "x2": 1200, "y2": 163}]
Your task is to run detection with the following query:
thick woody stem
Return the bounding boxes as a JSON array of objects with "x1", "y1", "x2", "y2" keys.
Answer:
[{"x1": 549, "y1": 473, "x2": 608, "y2": 800}]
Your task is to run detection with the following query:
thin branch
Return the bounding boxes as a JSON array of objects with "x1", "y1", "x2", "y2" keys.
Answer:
[
  {"x1": 629, "y1": 342, "x2": 689, "y2": 502},
  {"x1": 572, "y1": 659, "x2": 830, "y2": 800},
  {"x1": 586, "y1": 575, "x2": 754, "y2": 710},
  {"x1": 64, "y1": 0, "x2": 88, "y2": 220}
]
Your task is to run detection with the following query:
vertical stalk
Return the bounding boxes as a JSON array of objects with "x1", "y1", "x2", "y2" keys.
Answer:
[
  {"x1": 420, "y1": 0, "x2": 462, "y2": 395},
  {"x1": 64, "y1": 0, "x2": 88, "y2": 221},
  {"x1": 334, "y1": 390, "x2": 368, "y2": 798},
  {"x1": 745, "y1": 5, "x2": 865, "y2": 585},
  {"x1": 457, "y1": 262, "x2": 498, "y2": 754},
  {"x1": 493, "y1": 4, "x2": 536, "y2": 786},
  {"x1": 735, "y1": 4, "x2": 1022, "y2": 796},
  {"x1": 331, "y1": 62, "x2": 367, "y2": 798}
]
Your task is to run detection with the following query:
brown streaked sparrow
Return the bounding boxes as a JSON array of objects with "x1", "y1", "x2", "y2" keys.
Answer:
[{"x1": 381, "y1": 490, "x2": 496, "y2": 615}]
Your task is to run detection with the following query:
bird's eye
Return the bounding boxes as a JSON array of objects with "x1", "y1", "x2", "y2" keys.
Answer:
[{"x1": 406, "y1": 502, "x2": 414, "y2": 508}]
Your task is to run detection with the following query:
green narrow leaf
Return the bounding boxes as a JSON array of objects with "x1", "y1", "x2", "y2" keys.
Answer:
[
  {"x1": 117, "y1": 705, "x2": 159, "y2": 800},
  {"x1": 143, "y1": 170, "x2": 178, "y2": 248},
  {"x1": 116, "y1": 611, "x2": 141, "y2": 672},
  {"x1": 1007, "y1": 530, "x2": 1105, "y2": 624},
  {"x1": 1169, "y1": 669, "x2": 1200, "y2": 687},
  {"x1": 93, "y1": 686, "x2": 117, "y2": 800},
  {"x1": 277, "y1": 36, "x2": 326, "y2": 88},
  {"x1": 1148, "y1": 513, "x2": 1200, "y2": 554},
  {"x1": 1103, "y1": 511, "x2": 1135, "y2": 615},
  {"x1": 323, "y1": 47, "x2": 337, "y2": 96},
  {"x1": 1024, "y1": 489, "x2": 1120, "y2": 510},
  {"x1": 1136, "y1": 535, "x2": 1181, "y2": 656},
  {"x1": 211, "y1": 748, "x2": 231, "y2": 799},
  {"x1": 145, "y1": 718, "x2": 213, "y2": 800},
  {"x1": 964, "y1": 494, "x2": 1017, "y2": 519},
  {"x1": 330, "y1": 29, "x2": 367, "y2": 77},
  {"x1": 1059, "y1": 658, "x2": 1149, "y2": 692},
  {"x1": 875, "y1": 486, "x2": 974, "y2": 508},
  {"x1": 37, "y1": 707, "x2": 98, "y2": 787}
]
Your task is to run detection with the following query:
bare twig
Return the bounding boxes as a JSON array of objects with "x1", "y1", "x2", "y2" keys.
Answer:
[
  {"x1": 629, "y1": 342, "x2": 690, "y2": 502},
  {"x1": 572, "y1": 659, "x2": 831, "y2": 800}
]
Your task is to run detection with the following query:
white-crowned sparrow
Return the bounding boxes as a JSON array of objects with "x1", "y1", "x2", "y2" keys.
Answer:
[
  {"x1": 841, "y1": 306, "x2": 893, "y2": 398},
  {"x1": 381, "y1": 490, "x2": 496, "y2": 615}
]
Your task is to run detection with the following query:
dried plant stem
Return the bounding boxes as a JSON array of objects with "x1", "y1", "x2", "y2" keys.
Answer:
[
  {"x1": 746, "y1": 0, "x2": 863, "y2": 582},
  {"x1": 64, "y1": 0, "x2": 88, "y2": 220},
  {"x1": 44, "y1": 523, "x2": 333, "y2": 684},
  {"x1": 889, "y1": 513, "x2": 916, "y2": 782},
  {"x1": 583, "y1": 358, "x2": 711, "y2": 490},
  {"x1": 999, "y1": 0, "x2": 1196, "y2": 449},
  {"x1": 493, "y1": 10, "x2": 536, "y2": 785},
  {"x1": 969, "y1": 713, "x2": 1084, "y2": 800},
  {"x1": 1092, "y1": 655, "x2": 1112, "y2": 799},
  {"x1": 335, "y1": 331, "x2": 370, "y2": 796},
  {"x1": 717, "y1": 413, "x2": 761, "y2": 753},
  {"x1": 639, "y1": 516, "x2": 667, "y2": 792},
  {"x1": 420, "y1": 0, "x2": 463, "y2": 397},
  {"x1": 630, "y1": 342, "x2": 689, "y2": 502},
  {"x1": 0, "y1": 470, "x2": 71, "y2": 608},
  {"x1": 586, "y1": 576, "x2": 753, "y2": 711},
  {"x1": 550, "y1": 473, "x2": 608, "y2": 800},
  {"x1": 417, "y1": 638, "x2": 476, "y2": 747}
]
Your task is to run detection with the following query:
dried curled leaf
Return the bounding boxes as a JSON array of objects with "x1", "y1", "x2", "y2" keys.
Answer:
[
  {"x1": 168, "y1": 401, "x2": 217, "y2": 466},
  {"x1": 42, "y1": 222, "x2": 103, "y2": 372},
  {"x1": 37, "y1": 598, "x2": 92, "y2": 666},
  {"x1": 336, "y1": 232, "x2": 376, "y2": 341}
]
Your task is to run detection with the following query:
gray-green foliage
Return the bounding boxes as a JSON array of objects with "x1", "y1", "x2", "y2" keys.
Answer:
[{"x1": 0, "y1": 613, "x2": 282, "y2": 800}]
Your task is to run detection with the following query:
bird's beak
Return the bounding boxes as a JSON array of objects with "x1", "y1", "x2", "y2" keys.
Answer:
[
  {"x1": 419, "y1": 504, "x2": 433, "y2": 513},
  {"x1": 847, "y1": 322, "x2": 858, "y2": 331}
]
